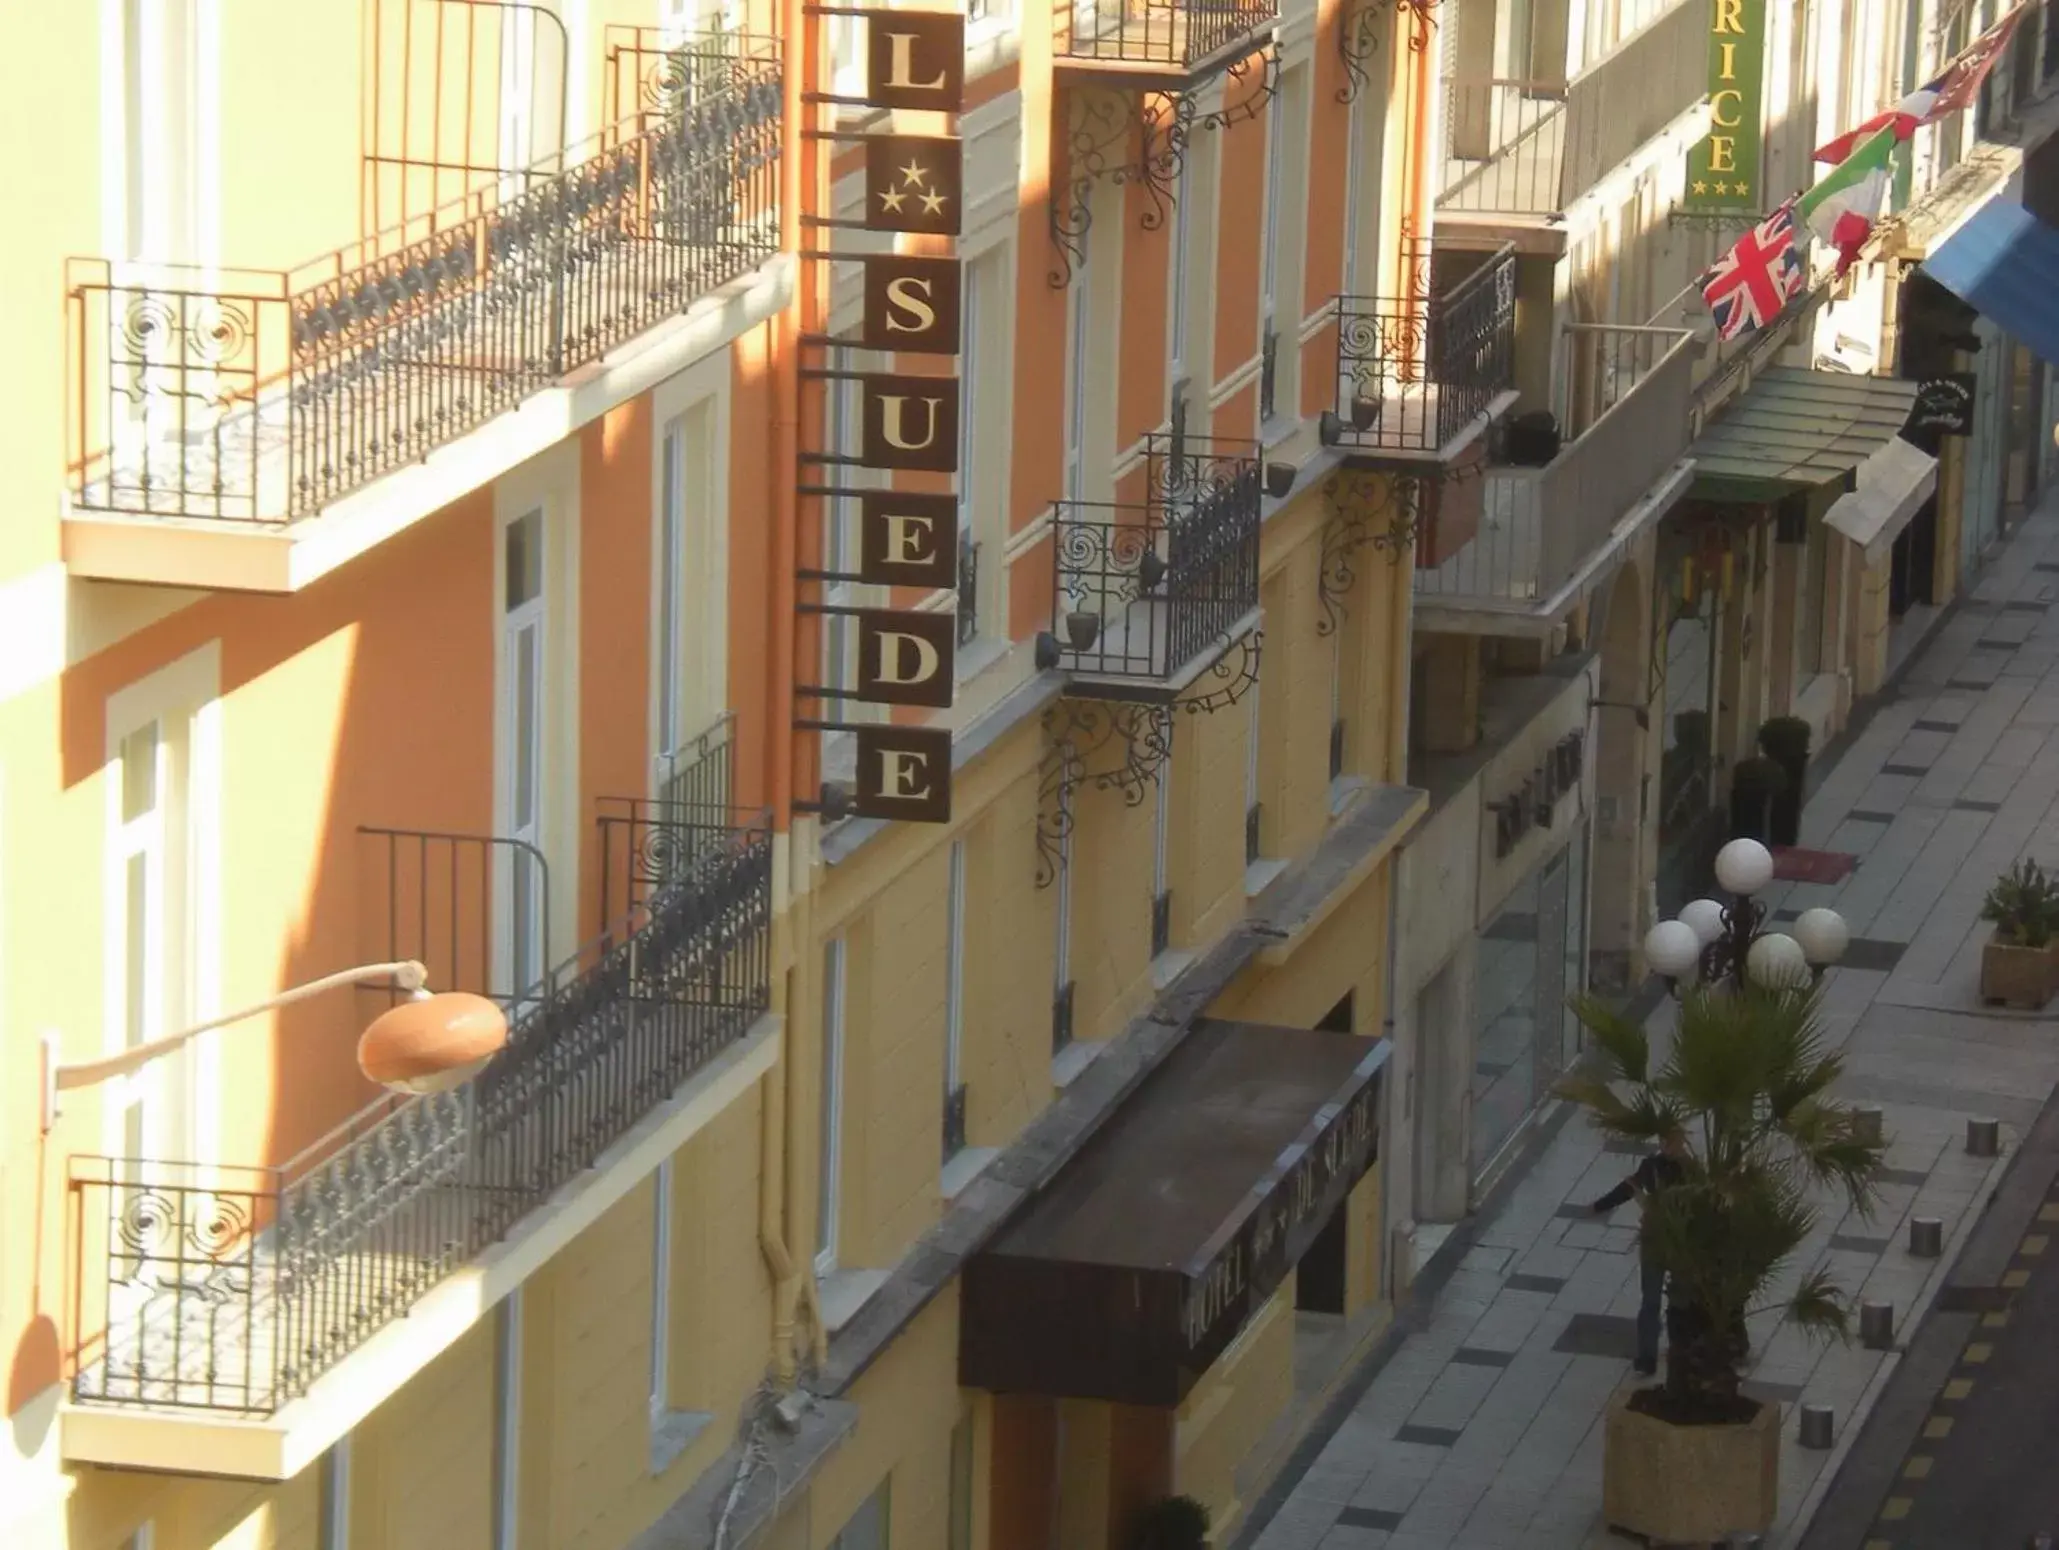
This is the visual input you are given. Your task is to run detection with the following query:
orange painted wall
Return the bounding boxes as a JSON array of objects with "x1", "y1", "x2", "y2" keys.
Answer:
[
  {"x1": 1117, "y1": 174, "x2": 1170, "y2": 452},
  {"x1": 1305, "y1": 5, "x2": 1353, "y2": 320}
]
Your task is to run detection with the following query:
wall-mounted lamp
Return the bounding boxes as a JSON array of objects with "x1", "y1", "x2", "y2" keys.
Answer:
[
  {"x1": 1264, "y1": 462, "x2": 1297, "y2": 499},
  {"x1": 39, "y1": 960, "x2": 511, "y2": 1133},
  {"x1": 1317, "y1": 398, "x2": 1380, "y2": 445}
]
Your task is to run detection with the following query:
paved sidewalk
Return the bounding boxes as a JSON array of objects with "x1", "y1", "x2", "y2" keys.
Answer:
[{"x1": 1240, "y1": 500, "x2": 2059, "y2": 1550}]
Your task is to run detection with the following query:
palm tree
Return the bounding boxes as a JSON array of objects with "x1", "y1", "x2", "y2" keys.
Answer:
[{"x1": 1557, "y1": 982, "x2": 1885, "y2": 1423}]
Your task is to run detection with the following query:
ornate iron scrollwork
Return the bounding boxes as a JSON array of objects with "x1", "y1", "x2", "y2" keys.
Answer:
[
  {"x1": 1336, "y1": 0, "x2": 1440, "y2": 102},
  {"x1": 1317, "y1": 471, "x2": 1422, "y2": 635},
  {"x1": 1032, "y1": 633, "x2": 1265, "y2": 888},
  {"x1": 1048, "y1": 47, "x2": 1281, "y2": 290}
]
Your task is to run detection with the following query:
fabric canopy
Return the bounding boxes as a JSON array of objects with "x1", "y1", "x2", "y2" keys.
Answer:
[
  {"x1": 1822, "y1": 436, "x2": 1939, "y2": 564},
  {"x1": 1923, "y1": 200, "x2": 2059, "y2": 368},
  {"x1": 1686, "y1": 369, "x2": 1921, "y2": 502}
]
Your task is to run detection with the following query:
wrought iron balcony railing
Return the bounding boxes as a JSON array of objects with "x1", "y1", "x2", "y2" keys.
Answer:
[
  {"x1": 67, "y1": 34, "x2": 781, "y2": 527},
  {"x1": 1053, "y1": 0, "x2": 1279, "y2": 74},
  {"x1": 1416, "y1": 325, "x2": 1696, "y2": 610},
  {"x1": 1438, "y1": 0, "x2": 1706, "y2": 219},
  {"x1": 1323, "y1": 246, "x2": 1519, "y2": 460},
  {"x1": 1045, "y1": 436, "x2": 1262, "y2": 691},
  {"x1": 69, "y1": 768, "x2": 771, "y2": 1419}
]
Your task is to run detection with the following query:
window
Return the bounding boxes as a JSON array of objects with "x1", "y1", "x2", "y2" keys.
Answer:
[
  {"x1": 650, "y1": 1159, "x2": 675, "y2": 1416},
  {"x1": 119, "y1": 0, "x2": 202, "y2": 265},
  {"x1": 1169, "y1": 155, "x2": 1193, "y2": 404},
  {"x1": 947, "y1": 1419, "x2": 974, "y2": 1550},
  {"x1": 124, "y1": 1527, "x2": 156, "y2": 1550},
  {"x1": 498, "y1": 3, "x2": 538, "y2": 191},
  {"x1": 828, "y1": 1481, "x2": 891, "y2": 1550},
  {"x1": 656, "y1": 419, "x2": 687, "y2": 774},
  {"x1": 502, "y1": 509, "x2": 547, "y2": 998},
  {"x1": 943, "y1": 841, "x2": 967, "y2": 1161},
  {"x1": 493, "y1": 1291, "x2": 524, "y2": 1550},
  {"x1": 1150, "y1": 747, "x2": 1172, "y2": 958},
  {"x1": 957, "y1": 260, "x2": 981, "y2": 646},
  {"x1": 1259, "y1": 76, "x2": 1286, "y2": 423},
  {"x1": 1330, "y1": 630, "x2": 1347, "y2": 783},
  {"x1": 318, "y1": 1440, "x2": 351, "y2": 1550},
  {"x1": 1245, "y1": 675, "x2": 1263, "y2": 864},
  {"x1": 1343, "y1": 89, "x2": 1364, "y2": 295},
  {"x1": 1053, "y1": 805, "x2": 1075, "y2": 1054},
  {"x1": 816, "y1": 939, "x2": 847, "y2": 1273},
  {"x1": 111, "y1": 718, "x2": 193, "y2": 1164},
  {"x1": 1064, "y1": 234, "x2": 1091, "y2": 501}
]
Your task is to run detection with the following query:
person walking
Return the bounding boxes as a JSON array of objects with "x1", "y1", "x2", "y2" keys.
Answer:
[{"x1": 1587, "y1": 1131, "x2": 1689, "y2": 1376}]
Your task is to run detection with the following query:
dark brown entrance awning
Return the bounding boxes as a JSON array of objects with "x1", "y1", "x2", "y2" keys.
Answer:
[{"x1": 959, "y1": 1020, "x2": 1387, "y2": 1408}]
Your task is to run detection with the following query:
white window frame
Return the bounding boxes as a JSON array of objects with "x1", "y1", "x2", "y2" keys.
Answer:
[
  {"x1": 1260, "y1": 79, "x2": 1285, "y2": 328},
  {"x1": 957, "y1": 261, "x2": 980, "y2": 637},
  {"x1": 1151, "y1": 745, "x2": 1171, "y2": 948},
  {"x1": 945, "y1": 841, "x2": 966, "y2": 1096},
  {"x1": 499, "y1": 507, "x2": 548, "y2": 1000},
  {"x1": 318, "y1": 1439, "x2": 351, "y2": 1550},
  {"x1": 126, "y1": 1527, "x2": 156, "y2": 1550},
  {"x1": 1245, "y1": 672, "x2": 1263, "y2": 853},
  {"x1": 1169, "y1": 156, "x2": 1193, "y2": 397},
  {"x1": 498, "y1": 3, "x2": 538, "y2": 194},
  {"x1": 493, "y1": 1290, "x2": 524, "y2": 1550},
  {"x1": 1064, "y1": 232, "x2": 1091, "y2": 502},
  {"x1": 655, "y1": 418, "x2": 688, "y2": 779},
  {"x1": 816, "y1": 939, "x2": 847, "y2": 1275},
  {"x1": 649, "y1": 1158, "x2": 675, "y2": 1417},
  {"x1": 1343, "y1": 86, "x2": 1365, "y2": 296}
]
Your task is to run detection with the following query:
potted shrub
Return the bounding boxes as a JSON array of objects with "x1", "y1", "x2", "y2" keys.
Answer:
[
  {"x1": 1559, "y1": 983, "x2": 1884, "y2": 1545},
  {"x1": 1130, "y1": 1496, "x2": 1210, "y2": 1550},
  {"x1": 1757, "y1": 717, "x2": 1813, "y2": 847},
  {"x1": 1979, "y1": 858, "x2": 2058, "y2": 1008},
  {"x1": 1727, "y1": 757, "x2": 1787, "y2": 846}
]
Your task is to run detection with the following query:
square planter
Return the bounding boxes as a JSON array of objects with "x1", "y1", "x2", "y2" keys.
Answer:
[
  {"x1": 1981, "y1": 936, "x2": 2052, "y2": 1009},
  {"x1": 1602, "y1": 1389, "x2": 1778, "y2": 1544}
]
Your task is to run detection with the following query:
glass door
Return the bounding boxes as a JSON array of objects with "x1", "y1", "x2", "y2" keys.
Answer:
[{"x1": 503, "y1": 511, "x2": 547, "y2": 1002}]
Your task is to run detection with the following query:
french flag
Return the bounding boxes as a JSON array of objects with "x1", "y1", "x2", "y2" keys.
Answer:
[{"x1": 1815, "y1": 3, "x2": 2028, "y2": 165}]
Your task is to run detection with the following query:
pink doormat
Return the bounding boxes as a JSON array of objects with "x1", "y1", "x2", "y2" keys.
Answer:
[{"x1": 1771, "y1": 847, "x2": 1858, "y2": 885}]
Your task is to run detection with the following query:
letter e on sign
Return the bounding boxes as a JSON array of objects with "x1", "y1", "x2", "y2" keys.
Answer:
[
  {"x1": 853, "y1": 726, "x2": 953, "y2": 824},
  {"x1": 858, "y1": 492, "x2": 957, "y2": 591},
  {"x1": 859, "y1": 373, "x2": 960, "y2": 473},
  {"x1": 855, "y1": 609, "x2": 956, "y2": 708},
  {"x1": 865, "y1": 12, "x2": 965, "y2": 112},
  {"x1": 859, "y1": 255, "x2": 962, "y2": 355}
]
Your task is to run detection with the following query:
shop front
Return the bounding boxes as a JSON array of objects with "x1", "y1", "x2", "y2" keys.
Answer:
[{"x1": 964, "y1": 1022, "x2": 1388, "y2": 1550}]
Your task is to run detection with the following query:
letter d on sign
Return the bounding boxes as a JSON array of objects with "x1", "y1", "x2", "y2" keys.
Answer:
[
  {"x1": 854, "y1": 609, "x2": 955, "y2": 707},
  {"x1": 853, "y1": 726, "x2": 954, "y2": 823}
]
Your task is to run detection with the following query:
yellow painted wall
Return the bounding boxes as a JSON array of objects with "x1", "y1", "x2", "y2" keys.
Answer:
[
  {"x1": 352, "y1": 1321, "x2": 497, "y2": 1550},
  {"x1": 1174, "y1": 1284, "x2": 1294, "y2": 1539}
]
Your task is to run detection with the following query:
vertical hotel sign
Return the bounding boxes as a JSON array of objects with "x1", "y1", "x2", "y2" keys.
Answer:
[
  {"x1": 794, "y1": 8, "x2": 966, "y2": 826},
  {"x1": 1682, "y1": 0, "x2": 1766, "y2": 211}
]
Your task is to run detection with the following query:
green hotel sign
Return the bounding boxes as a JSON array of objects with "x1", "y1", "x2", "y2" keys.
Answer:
[{"x1": 1683, "y1": 0, "x2": 1766, "y2": 211}]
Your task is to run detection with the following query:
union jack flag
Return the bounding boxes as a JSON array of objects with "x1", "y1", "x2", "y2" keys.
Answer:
[{"x1": 1698, "y1": 200, "x2": 1806, "y2": 341}]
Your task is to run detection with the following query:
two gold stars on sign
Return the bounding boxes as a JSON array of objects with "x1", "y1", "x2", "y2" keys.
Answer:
[
  {"x1": 878, "y1": 159, "x2": 950, "y2": 217},
  {"x1": 1691, "y1": 179, "x2": 1753, "y2": 198}
]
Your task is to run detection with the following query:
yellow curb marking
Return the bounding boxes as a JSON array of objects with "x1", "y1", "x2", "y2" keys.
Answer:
[
  {"x1": 2024, "y1": 1234, "x2": 2048, "y2": 1256},
  {"x1": 1966, "y1": 1342, "x2": 1994, "y2": 1363},
  {"x1": 1984, "y1": 1310, "x2": 2011, "y2": 1328},
  {"x1": 2004, "y1": 1268, "x2": 2031, "y2": 1288},
  {"x1": 1944, "y1": 1378, "x2": 1975, "y2": 1400},
  {"x1": 1924, "y1": 1415, "x2": 1954, "y2": 1439},
  {"x1": 1883, "y1": 1497, "x2": 1913, "y2": 1520},
  {"x1": 1904, "y1": 1455, "x2": 1934, "y2": 1480},
  {"x1": 2040, "y1": 1203, "x2": 2059, "y2": 1223}
]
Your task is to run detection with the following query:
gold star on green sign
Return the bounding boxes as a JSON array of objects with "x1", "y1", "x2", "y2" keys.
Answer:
[
  {"x1": 1692, "y1": 179, "x2": 1708, "y2": 195},
  {"x1": 1733, "y1": 181, "x2": 1750, "y2": 199},
  {"x1": 1711, "y1": 181, "x2": 1729, "y2": 196}
]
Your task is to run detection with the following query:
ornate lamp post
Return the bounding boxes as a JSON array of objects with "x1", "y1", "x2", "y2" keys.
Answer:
[{"x1": 1644, "y1": 838, "x2": 1850, "y2": 991}]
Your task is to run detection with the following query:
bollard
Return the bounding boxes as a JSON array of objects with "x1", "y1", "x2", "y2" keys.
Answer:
[
  {"x1": 1861, "y1": 1300, "x2": 1896, "y2": 1350},
  {"x1": 1853, "y1": 1105, "x2": 1884, "y2": 1147},
  {"x1": 1798, "y1": 1404, "x2": 1835, "y2": 1450},
  {"x1": 1969, "y1": 1117, "x2": 2002, "y2": 1158},
  {"x1": 1910, "y1": 1216, "x2": 1944, "y2": 1258}
]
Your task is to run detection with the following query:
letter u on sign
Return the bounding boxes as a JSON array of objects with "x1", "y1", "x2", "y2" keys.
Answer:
[
  {"x1": 854, "y1": 609, "x2": 956, "y2": 707},
  {"x1": 859, "y1": 373, "x2": 961, "y2": 473}
]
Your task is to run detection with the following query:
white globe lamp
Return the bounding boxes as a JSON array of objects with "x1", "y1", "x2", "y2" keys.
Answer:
[
  {"x1": 1714, "y1": 837, "x2": 1776, "y2": 896},
  {"x1": 1678, "y1": 897, "x2": 1728, "y2": 947},
  {"x1": 1793, "y1": 907, "x2": 1851, "y2": 969},
  {"x1": 1644, "y1": 919, "x2": 1705, "y2": 980},
  {"x1": 1746, "y1": 931, "x2": 1810, "y2": 989}
]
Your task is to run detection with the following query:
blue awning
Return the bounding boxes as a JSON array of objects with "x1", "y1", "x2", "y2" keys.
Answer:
[{"x1": 1923, "y1": 200, "x2": 2059, "y2": 366}]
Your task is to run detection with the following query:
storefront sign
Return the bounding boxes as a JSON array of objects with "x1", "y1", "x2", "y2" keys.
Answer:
[
  {"x1": 1682, "y1": 0, "x2": 1766, "y2": 211},
  {"x1": 792, "y1": 11, "x2": 967, "y2": 825},
  {"x1": 852, "y1": 725, "x2": 954, "y2": 823},
  {"x1": 857, "y1": 372, "x2": 960, "y2": 472},
  {"x1": 1487, "y1": 729, "x2": 1587, "y2": 860},
  {"x1": 864, "y1": 134, "x2": 964, "y2": 235},
  {"x1": 865, "y1": 11, "x2": 965, "y2": 110},
  {"x1": 858, "y1": 491, "x2": 958, "y2": 590},
  {"x1": 1179, "y1": 1069, "x2": 1382, "y2": 1357},
  {"x1": 1907, "y1": 373, "x2": 1977, "y2": 436},
  {"x1": 854, "y1": 609, "x2": 956, "y2": 707},
  {"x1": 857, "y1": 254, "x2": 962, "y2": 354}
]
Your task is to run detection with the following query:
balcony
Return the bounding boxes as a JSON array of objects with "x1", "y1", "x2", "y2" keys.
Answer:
[
  {"x1": 1438, "y1": 0, "x2": 1709, "y2": 228},
  {"x1": 62, "y1": 34, "x2": 782, "y2": 594},
  {"x1": 1052, "y1": 0, "x2": 1279, "y2": 82},
  {"x1": 1414, "y1": 324, "x2": 1699, "y2": 630},
  {"x1": 1040, "y1": 436, "x2": 1266, "y2": 700},
  {"x1": 1320, "y1": 247, "x2": 1520, "y2": 465},
  {"x1": 63, "y1": 732, "x2": 775, "y2": 1479}
]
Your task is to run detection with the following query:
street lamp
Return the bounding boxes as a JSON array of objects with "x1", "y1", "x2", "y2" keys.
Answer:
[
  {"x1": 39, "y1": 959, "x2": 510, "y2": 1133},
  {"x1": 1644, "y1": 838, "x2": 1850, "y2": 991}
]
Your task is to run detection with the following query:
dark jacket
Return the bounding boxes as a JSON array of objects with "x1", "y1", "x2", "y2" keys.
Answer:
[{"x1": 1589, "y1": 1152, "x2": 1685, "y2": 1215}]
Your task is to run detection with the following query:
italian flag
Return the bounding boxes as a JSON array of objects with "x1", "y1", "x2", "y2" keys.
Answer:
[
  {"x1": 1796, "y1": 125, "x2": 1899, "y2": 278},
  {"x1": 1812, "y1": 83, "x2": 1942, "y2": 166}
]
